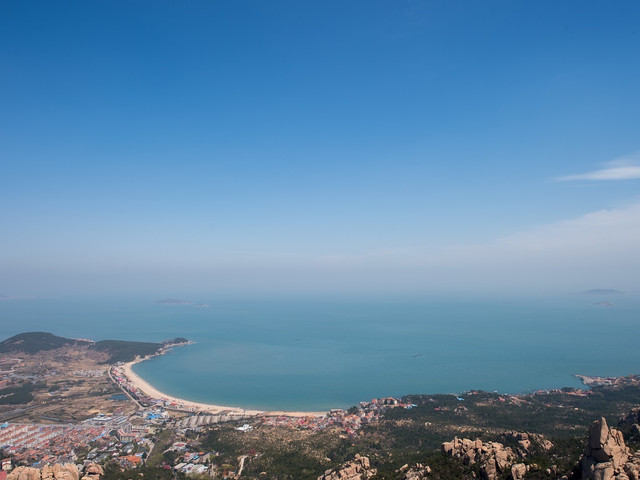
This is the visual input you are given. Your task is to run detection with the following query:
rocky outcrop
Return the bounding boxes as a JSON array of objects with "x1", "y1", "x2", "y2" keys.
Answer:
[
  {"x1": 581, "y1": 417, "x2": 634, "y2": 480},
  {"x1": 442, "y1": 437, "x2": 516, "y2": 480},
  {"x1": 7, "y1": 467, "x2": 42, "y2": 480},
  {"x1": 511, "y1": 463, "x2": 528, "y2": 480},
  {"x1": 625, "y1": 452, "x2": 640, "y2": 480},
  {"x1": 7, "y1": 464, "x2": 94, "y2": 480},
  {"x1": 40, "y1": 465, "x2": 78, "y2": 480},
  {"x1": 318, "y1": 455, "x2": 376, "y2": 480},
  {"x1": 80, "y1": 464, "x2": 103, "y2": 480},
  {"x1": 504, "y1": 431, "x2": 554, "y2": 455},
  {"x1": 397, "y1": 463, "x2": 431, "y2": 480}
]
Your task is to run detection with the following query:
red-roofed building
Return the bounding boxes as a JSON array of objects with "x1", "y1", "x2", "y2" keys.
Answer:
[{"x1": 124, "y1": 455, "x2": 142, "y2": 466}]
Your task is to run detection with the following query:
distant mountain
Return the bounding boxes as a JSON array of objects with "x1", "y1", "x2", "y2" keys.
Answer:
[
  {"x1": 582, "y1": 289, "x2": 624, "y2": 295},
  {"x1": 0, "y1": 332, "x2": 92, "y2": 354}
]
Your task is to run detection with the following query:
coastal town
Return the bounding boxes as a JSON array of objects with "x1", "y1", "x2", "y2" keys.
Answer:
[{"x1": 0, "y1": 333, "x2": 417, "y2": 477}]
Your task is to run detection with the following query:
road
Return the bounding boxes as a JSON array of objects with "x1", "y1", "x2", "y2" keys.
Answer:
[
  {"x1": 108, "y1": 367, "x2": 143, "y2": 409},
  {"x1": 237, "y1": 455, "x2": 248, "y2": 477}
]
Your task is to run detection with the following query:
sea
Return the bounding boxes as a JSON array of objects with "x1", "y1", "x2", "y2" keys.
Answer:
[{"x1": 1, "y1": 294, "x2": 639, "y2": 412}]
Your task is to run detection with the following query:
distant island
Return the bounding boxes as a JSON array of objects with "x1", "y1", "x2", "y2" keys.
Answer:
[
  {"x1": 596, "y1": 301, "x2": 615, "y2": 307},
  {"x1": 156, "y1": 298, "x2": 190, "y2": 305},
  {"x1": 581, "y1": 289, "x2": 624, "y2": 295},
  {"x1": 156, "y1": 298, "x2": 209, "y2": 307}
]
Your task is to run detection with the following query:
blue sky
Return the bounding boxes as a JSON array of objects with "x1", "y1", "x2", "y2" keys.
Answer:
[{"x1": 1, "y1": 1, "x2": 640, "y2": 296}]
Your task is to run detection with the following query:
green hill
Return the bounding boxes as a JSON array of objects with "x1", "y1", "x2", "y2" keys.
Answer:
[
  {"x1": 90, "y1": 340, "x2": 163, "y2": 363},
  {"x1": 0, "y1": 332, "x2": 91, "y2": 354}
]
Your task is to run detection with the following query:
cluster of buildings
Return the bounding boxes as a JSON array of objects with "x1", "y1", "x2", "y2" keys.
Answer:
[
  {"x1": 173, "y1": 413, "x2": 251, "y2": 429},
  {"x1": 575, "y1": 374, "x2": 640, "y2": 388},
  {"x1": 257, "y1": 397, "x2": 413, "y2": 434},
  {"x1": 167, "y1": 443, "x2": 215, "y2": 476},
  {"x1": 83, "y1": 433, "x2": 153, "y2": 469},
  {"x1": 0, "y1": 415, "x2": 159, "y2": 470},
  {"x1": 0, "y1": 423, "x2": 108, "y2": 465},
  {"x1": 0, "y1": 405, "x2": 171, "y2": 468},
  {"x1": 1, "y1": 352, "x2": 416, "y2": 476}
]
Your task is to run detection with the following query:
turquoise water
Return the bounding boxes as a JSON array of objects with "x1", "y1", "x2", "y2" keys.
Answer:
[{"x1": 1, "y1": 295, "x2": 639, "y2": 411}]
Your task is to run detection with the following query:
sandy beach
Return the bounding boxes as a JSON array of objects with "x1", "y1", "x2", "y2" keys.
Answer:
[{"x1": 121, "y1": 357, "x2": 326, "y2": 418}]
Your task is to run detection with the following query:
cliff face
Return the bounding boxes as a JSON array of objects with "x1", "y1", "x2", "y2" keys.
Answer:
[{"x1": 580, "y1": 417, "x2": 640, "y2": 480}]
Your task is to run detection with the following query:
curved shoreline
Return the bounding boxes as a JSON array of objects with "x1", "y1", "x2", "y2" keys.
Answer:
[
  {"x1": 121, "y1": 351, "x2": 326, "y2": 418},
  {"x1": 116, "y1": 343, "x2": 616, "y2": 419}
]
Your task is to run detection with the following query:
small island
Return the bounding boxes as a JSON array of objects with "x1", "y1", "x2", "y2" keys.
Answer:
[
  {"x1": 156, "y1": 298, "x2": 191, "y2": 305},
  {"x1": 581, "y1": 289, "x2": 624, "y2": 295}
]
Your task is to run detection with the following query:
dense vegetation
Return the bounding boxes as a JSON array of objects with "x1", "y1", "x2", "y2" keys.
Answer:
[
  {"x1": 177, "y1": 385, "x2": 640, "y2": 480},
  {"x1": 163, "y1": 338, "x2": 189, "y2": 346},
  {"x1": 0, "y1": 383, "x2": 38, "y2": 404},
  {"x1": 388, "y1": 387, "x2": 640, "y2": 438},
  {"x1": 91, "y1": 340, "x2": 164, "y2": 363}
]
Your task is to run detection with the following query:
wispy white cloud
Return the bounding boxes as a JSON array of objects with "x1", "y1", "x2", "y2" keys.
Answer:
[
  {"x1": 555, "y1": 154, "x2": 640, "y2": 181},
  {"x1": 5, "y1": 201, "x2": 640, "y2": 296},
  {"x1": 299, "y1": 201, "x2": 640, "y2": 293}
]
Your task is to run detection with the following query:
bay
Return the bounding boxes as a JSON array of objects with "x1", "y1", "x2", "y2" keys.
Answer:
[{"x1": 1, "y1": 295, "x2": 638, "y2": 412}]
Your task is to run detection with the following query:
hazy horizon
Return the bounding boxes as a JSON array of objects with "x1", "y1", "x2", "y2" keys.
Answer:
[{"x1": 2, "y1": 1, "x2": 640, "y2": 298}]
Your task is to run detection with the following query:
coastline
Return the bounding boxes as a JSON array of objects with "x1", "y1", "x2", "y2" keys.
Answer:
[
  {"x1": 115, "y1": 344, "x2": 635, "y2": 420},
  {"x1": 120, "y1": 346, "x2": 326, "y2": 418}
]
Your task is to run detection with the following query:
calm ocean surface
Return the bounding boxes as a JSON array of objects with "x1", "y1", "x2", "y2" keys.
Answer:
[{"x1": 1, "y1": 295, "x2": 639, "y2": 411}]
